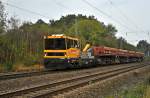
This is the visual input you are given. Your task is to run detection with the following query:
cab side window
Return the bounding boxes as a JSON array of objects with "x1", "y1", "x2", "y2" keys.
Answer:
[
  {"x1": 67, "y1": 39, "x2": 73, "y2": 49},
  {"x1": 67, "y1": 39, "x2": 79, "y2": 49},
  {"x1": 74, "y1": 40, "x2": 79, "y2": 48}
]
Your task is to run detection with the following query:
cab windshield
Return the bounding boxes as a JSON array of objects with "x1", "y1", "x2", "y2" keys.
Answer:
[{"x1": 45, "y1": 38, "x2": 66, "y2": 50}]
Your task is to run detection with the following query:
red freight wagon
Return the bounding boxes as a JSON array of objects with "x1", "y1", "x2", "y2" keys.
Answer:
[
  {"x1": 93, "y1": 46, "x2": 120, "y2": 56},
  {"x1": 92, "y1": 46, "x2": 144, "y2": 64},
  {"x1": 135, "y1": 52, "x2": 144, "y2": 57},
  {"x1": 128, "y1": 51, "x2": 136, "y2": 57},
  {"x1": 118, "y1": 49, "x2": 128, "y2": 57},
  {"x1": 93, "y1": 46, "x2": 130, "y2": 57}
]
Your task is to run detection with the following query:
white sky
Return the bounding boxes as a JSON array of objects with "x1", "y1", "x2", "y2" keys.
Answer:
[{"x1": 1, "y1": 0, "x2": 150, "y2": 46}]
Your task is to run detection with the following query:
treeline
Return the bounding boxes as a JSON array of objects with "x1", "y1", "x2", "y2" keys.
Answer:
[
  {"x1": 137, "y1": 40, "x2": 150, "y2": 56},
  {"x1": 0, "y1": 1, "x2": 148, "y2": 71}
]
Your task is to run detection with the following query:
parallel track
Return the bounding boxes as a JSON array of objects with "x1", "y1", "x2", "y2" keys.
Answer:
[
  {"x1": 0, "y1": 62, "x2": 145, "y2": 81},
  {"x1": 0, "y1": 70, "x2": 54, "y2": 81},
  {"x1": 0, "y1": 63, "x2": 148, "y2": 98}
]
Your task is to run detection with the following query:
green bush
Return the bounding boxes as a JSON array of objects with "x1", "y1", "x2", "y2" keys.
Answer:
[{"x1": 3, "y1": 62, "x2": 13, "y2": 71}]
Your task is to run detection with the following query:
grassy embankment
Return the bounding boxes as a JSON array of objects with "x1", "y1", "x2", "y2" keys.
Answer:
[
  {"x1": 144, "y1": 56, "x2": 150, "y2": 61},
  {"x1": 0, "y1": 64, "x2": 44, "y2": 72},
  {"x1": 107, "y1": 79, "x2": 150, "y2": 98}
]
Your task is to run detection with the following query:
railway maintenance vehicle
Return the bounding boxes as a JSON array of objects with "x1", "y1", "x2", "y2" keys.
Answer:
[{"x1": 44, "y1": 34, "x2": 144, "y2": 69}]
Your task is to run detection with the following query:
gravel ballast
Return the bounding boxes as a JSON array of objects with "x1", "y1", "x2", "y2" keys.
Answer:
[
  {"x1": 53, "y1": 64, "x2": 150, "y2": 98},
  {"x1": 0, "y1": 64, "x2": 134, "y2": 94}
]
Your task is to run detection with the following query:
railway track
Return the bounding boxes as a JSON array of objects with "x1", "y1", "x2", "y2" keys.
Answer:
[
  {"x1": 0, "y1": 65, "x2": 118, "y2": 81},
  {"x1": 0, "y1": 62, "x2": 145, "y2": 81},
  {"x1": 0, "y1": 63, "x2": 136, "y2": 81},
  {"x1": 0, "y1": 63, "x2": 148, "y2": 98},
  {"x1": 0, "y1": 69, "x2": 54, "y2": 81}
]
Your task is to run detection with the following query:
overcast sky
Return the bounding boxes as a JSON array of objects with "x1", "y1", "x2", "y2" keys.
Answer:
[{"x1": 1, "y1": 0, "x2": 150, "y2": 46}]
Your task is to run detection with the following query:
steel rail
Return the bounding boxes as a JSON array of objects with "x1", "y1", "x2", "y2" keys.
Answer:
[
  {"x1": 0, "y1": 63, "x2": 148, "y2": 98},
  {"x1": 0, "y1": 69, "x2": 54, "y2": 81},
  {"x1": 0, "y1": 63, "x2": 144, "y2": 81}
]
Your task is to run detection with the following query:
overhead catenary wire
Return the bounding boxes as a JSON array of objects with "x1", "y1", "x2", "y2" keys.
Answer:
[
  {"x1": 54, "y1": 1, "x2": 79, "y2": 36},
  {"x1": 3, "y1": 0, "x2": 77, "y2": 20},
  {"x1": 43, "y1": 1, "x2": 150, "y2": 36},
  {"x1": 55, "y1": 1, "x2": 70, "y2": 11},
  {"x1": 4, "y1": 0, "x2": 134, "y2": 33},
  {"x1": 82, "y1": 0, "x2": 135, "y2": 32},
  {"x1": 3, "y1": 1, "x2": 51, "y2": 19},
  {"x1": 107, "y1": 0, "x2": 145, "y2": 36},
  {"x1": 82, "y1": 0, "x2": 150, "y2": 46},
  {"x1": 3, "y1": 1, "x2": 147, "y2": 34},
  {"x1": 3, "y1": 1, "x2": 149, "y2": 43},
  {"x1": 3, "y1": 1, "x2": 76, "y2": 20}
]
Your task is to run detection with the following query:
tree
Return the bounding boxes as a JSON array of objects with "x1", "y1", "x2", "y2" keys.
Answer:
[
  {"x1": 105, "y1": 24, "x2": 117, "y2": 37},
  {"x1": 1, "y1": 13, "x2": 141, "y2": 71},
  {"x1": 137, "y1": 40, "x2": 150, "y2": 56},
  {"x1": 47, "y1": 14, "x2": 119, "y2": 47},
  {"x1": 36, "y1": 19, "x2": 46, "y2": 24},
  {"x1": 8, "y1": 16, "x2": 20, "y2": 30},
  {"x1": 117, "y1": 37, "x2": 137, "y2": 50},
  {"x1": 68, "y1": 18, "x2": 118, "y2": 47},
  {"x1": 0, "y1": 1, "x2": 6, "y2": 34}
]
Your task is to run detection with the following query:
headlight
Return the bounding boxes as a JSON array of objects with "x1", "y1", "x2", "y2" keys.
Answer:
[{"x1": 44, "y1": 53, "x2": 47, "y2": 56}]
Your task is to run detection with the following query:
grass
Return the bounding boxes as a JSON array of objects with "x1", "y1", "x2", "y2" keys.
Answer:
[
  {"x1": 144, "y1": 56, "x2": 150, "y2": 61},
  {"x1": 0, "y1": 64, "x2": 4, "y2": 72},
  {"x1": 106, "y1": 79, "x2": 150, "y2": 98},
  {"x1": 144, "y1": 87, "x2": 150, "y2": 98},
  {"x1": 120, "y1": 84, "x2": 147, "y2": 98},
  {"x1": 0, "y1": 63, "x2": 44, "y2": 72},
  {"x1": 12, "y1": 64, "x2": 44, "y2": 72}
]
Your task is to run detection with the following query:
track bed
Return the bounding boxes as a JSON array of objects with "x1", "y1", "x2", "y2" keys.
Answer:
[{"x1": 0, "y1": 62, "x2": 149, "y2": 98}]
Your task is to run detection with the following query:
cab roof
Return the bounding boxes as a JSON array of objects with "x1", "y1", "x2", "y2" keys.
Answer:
[{"x1": 44, "y1": 34, "x2": 78, "y2": 40}]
